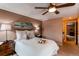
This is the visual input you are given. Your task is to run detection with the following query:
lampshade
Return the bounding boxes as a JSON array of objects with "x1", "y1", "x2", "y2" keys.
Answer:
[
  {"x1": 0, "y1": 24, "x2": 11, "y2": 30},
  {"x1": 34, "y1": 25, "x2": 39, "y2": 32}
]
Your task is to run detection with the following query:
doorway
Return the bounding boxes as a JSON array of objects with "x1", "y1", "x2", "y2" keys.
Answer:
[{"x1": 62, "y1": 18, "x2": 78, "y2": 45}]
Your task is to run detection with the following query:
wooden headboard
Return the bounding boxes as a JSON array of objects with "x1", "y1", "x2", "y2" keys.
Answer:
[{"x1": 13, "y1": 22, "x2": 35, "y2": 30}]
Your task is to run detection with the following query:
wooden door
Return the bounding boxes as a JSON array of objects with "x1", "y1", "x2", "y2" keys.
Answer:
[{"x1": 62, "y1": 19, "x2": 78, "y2": 45}]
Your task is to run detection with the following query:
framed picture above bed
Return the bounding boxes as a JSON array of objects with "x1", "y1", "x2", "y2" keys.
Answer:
[{"x1": 13, "y1": 22, "x2": 35, "y2": 30}]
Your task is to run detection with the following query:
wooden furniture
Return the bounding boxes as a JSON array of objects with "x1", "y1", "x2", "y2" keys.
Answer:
[
  {"x1": 0, "y1": 40, "x2": 15, "y2": 56},
  {"x1": 35, "y1": 35, "x2": 42, "y2": 38}
]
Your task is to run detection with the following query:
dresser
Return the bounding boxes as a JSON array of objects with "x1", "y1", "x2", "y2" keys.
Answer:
[{"x1": 0, "y1": 40, "x2": 15, "y2": 56}]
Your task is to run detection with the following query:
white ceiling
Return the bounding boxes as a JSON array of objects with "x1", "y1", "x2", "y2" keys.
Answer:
[{"x1": 0, "y1": 3, "x2": 78, "y2": 21}]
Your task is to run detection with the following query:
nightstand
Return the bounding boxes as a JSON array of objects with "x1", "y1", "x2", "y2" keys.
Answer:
[{"x1": 35, "y1": 35, "x2": 42, "y2": 38}]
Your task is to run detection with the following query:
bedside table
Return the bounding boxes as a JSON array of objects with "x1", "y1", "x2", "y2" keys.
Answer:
[{"x1": 35, "y1": 35, "x2": 42, "y2": 38}]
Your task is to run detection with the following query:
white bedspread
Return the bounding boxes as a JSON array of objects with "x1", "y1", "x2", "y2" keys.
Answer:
[{"x1": 15, "y1": 37, "x2": 59, "y2": 56}]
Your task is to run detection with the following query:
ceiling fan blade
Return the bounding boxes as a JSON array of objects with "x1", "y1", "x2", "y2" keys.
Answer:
[
  {"x1": 35, "y1": 7, "x2": 48, "y2": 9},
  {"x1": 50, "y1": 3, "x2": 53, "y2": 6},
  {"x1": 56, "y1": 3, "x2": 75, "y2": 8},
  {"x1": 55, "y1": 10, "x2": 60, "y2": 14},
  {"x1": 42, "y1": 11, "x2": 48, "y2": 15},
  {"x1": 49, "y1": 3, "x2": 55, "y2": 7}
]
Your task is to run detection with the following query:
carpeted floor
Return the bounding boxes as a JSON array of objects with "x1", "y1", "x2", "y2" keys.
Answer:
[{"x1": 57, "y1": 42, "x2": 79, "y2": 56}]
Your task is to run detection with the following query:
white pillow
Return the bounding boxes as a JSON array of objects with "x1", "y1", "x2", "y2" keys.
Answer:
[
  {"x1": 26, "y1": 30, "x2": 35, "y2": 39},
  {"x1": 16, "y1": 30, "x2": 27, "y2": 40}
]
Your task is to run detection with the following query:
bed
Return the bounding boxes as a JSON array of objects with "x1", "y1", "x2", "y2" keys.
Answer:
[
  {"x1": 15, "y1": 37, "x2": 59, "y2": 56},
  {"x1": 14, "y1": 22, "x2": 59, "y2": 56}
]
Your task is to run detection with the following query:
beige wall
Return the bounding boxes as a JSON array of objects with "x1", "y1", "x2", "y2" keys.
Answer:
[
  {"x1": 42, "y1": 17, "x2": 79, "y2": 45},
  {"x1": 0, "y1": 9, "x2": 42, "y2": 41},
  {"x1": 42, "y1": 18, "x2": 63, "y2": 45}
]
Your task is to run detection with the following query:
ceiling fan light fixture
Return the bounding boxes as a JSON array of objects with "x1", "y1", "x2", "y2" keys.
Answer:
[{"x1": 48, "y1": 7, "x2": 56, "y2": 12}]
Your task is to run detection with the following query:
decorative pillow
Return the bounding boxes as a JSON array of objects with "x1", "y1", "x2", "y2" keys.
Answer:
[
  {"x1": 26, "y1": 30, "x2": 35, "y2": 39},
  {"x1": 16, "y1": 30, "x2": 27, "y2": 40}
]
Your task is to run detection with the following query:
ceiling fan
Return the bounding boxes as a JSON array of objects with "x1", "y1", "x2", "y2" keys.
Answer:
[{"x1": 35, "y1": 3, "x2": 75, "y2": 15}]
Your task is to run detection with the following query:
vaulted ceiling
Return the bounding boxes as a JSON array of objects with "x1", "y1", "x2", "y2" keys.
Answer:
[{"x1": 0, "y1": 3, "x2": 78, "y2": 21}]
